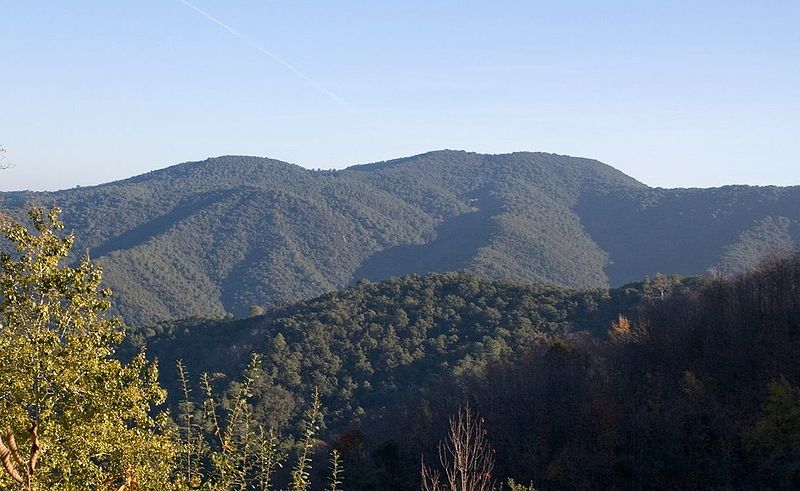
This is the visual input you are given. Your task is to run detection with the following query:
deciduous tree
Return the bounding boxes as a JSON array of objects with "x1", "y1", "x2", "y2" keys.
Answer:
[{"x1": 0, "y1": 208, "x2": 178, "y2": 490}]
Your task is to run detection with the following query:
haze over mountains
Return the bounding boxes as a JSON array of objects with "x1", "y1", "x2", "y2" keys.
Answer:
[{"x1": 2, "y1": 150, "x2": 798, "y2": 325}]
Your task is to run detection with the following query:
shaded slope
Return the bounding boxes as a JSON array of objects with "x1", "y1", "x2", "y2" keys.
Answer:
[
  {"x1": 575, "y1": 185, "x2": 800, "y2": 284},
  {"x1": 352, "y1": 193, "x2": 500, "y2": 280},
  {"x1": 348, "y1": 151, "x2": 645, "y2": 288}
]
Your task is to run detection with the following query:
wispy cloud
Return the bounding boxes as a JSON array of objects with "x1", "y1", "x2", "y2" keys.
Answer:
[{"x1": 177, "y1": 0, "x2": 354, "y2": 111}]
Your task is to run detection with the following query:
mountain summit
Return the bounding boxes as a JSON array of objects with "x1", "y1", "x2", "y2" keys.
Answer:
[{"x1": 3, "y1": 151, "x2": 798, "y2": 324}]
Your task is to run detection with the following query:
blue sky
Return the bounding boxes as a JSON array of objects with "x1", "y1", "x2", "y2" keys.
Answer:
[{"x1": 1, "y1": 1, "x2": 798, "y2": 191}]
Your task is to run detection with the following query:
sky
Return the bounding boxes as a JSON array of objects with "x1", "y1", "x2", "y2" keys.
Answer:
[{"x1": 1, "y1": 1, "x2": 798, "y2": 191}]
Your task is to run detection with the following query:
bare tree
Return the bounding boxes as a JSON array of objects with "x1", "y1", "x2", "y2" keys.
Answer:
[
  {"x1": 421, "y1": 457, "x2": 442, "y2": 491},
  {"x1": 0, "y1": 146, "x2": 9, "y2": 170},
  {"x1": 421, "y1": 405, "x2": 495, "y2": 491},
  {"x1": 0, "y1": 146, "x2": 12, "y2": 227}
]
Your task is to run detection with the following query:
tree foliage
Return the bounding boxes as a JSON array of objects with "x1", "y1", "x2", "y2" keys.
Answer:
[
  {"x1": 0, "y1": 208, "x2": 178, "y2": 490},
  {"x1": 0, "y1": 209, "x2": 342, "y2": 490},
  {"x1": 744, "y1": 376, "x2": 800, "y2": 487}
]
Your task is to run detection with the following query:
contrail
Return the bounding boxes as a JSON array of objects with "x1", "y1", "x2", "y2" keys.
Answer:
[{"x1": 177, "y1": 0, "x2": 353, "y2": 111}]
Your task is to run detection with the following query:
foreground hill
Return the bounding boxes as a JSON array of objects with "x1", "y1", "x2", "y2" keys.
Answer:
[
  {"x1": 3, "y1": 150, "x2": 799, "y2": 324},
  {"x1": 129, "y1": 255, "x2": 800, "y2": 489},
  {"x1": 126, "y1": 272, "x2": 652, "y2": 430}
]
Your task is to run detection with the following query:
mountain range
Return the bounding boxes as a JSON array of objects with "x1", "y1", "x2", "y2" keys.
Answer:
[{"x1": 2, "y1": 150, "x2": 798, "y2": 325}]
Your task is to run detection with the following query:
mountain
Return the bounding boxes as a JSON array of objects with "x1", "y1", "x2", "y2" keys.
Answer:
[{"x1": 2, "y1": 150, "x2": 799, "y2": 325}]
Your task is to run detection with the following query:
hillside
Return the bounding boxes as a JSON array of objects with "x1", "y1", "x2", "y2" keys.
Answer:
[
  {"x1": 2, "y1": 150, "x2": 798, "y2": 324},
  {"x1": 126, "y1": 255, "x2": 800, "y2": 490},
  {"x1": 126, "y1": 272, "x2": 653, "y2": 431}
]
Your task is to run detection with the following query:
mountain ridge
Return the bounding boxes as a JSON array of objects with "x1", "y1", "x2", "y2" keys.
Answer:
[{"x1": 2, "y1": 150, "x2": 798, "y2": 325}]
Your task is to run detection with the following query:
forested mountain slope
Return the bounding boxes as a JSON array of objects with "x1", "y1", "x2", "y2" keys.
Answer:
[
  {"x1": 2, "y1": 150, "x2": 798, "y2": 324},
  {"x1": 126, "y1": 272, "x2": 652, "y2": 432},
  {"x1": 127, "y1": 255, "x2": 800, "y2": 490}
]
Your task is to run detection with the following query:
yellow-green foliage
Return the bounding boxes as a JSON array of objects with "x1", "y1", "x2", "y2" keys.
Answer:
[
  {"x1": 328, "y1": 449, "x2": 343, "y2": 491},
  {"x1": 743, "y1": 376, "x2": 800, "y2": 484},
  {"x1": 507, "y1": 478, "x2": 537, "y2": 491},
  {"x1": 290, "y1": 388, "x2": 322, "y2": 491},
  {"x1": 176, "y1": 354, "x2": 289, "y2": 491},
  {"x1": 0, "y1": 208, "x2": 179, "y2": 490}
]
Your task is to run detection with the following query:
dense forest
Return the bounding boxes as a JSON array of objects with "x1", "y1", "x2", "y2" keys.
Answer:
[
  {"x1": 2, "y1": 151, "x2": 798, "y2": 325},
  {"x1": 127, "y1": 272, "x2": 652, "y2": 430},
  {"x1": 127, "y1": 253, "x2": 800, "y2": 490},
  {"x1": 2, "y1": 205, "x2": 799, "y2": 489}
]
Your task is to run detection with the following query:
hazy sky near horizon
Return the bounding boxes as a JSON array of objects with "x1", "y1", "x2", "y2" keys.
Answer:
[{"x1": 1, "y1": 1, "x2": 798, "y2": 191}]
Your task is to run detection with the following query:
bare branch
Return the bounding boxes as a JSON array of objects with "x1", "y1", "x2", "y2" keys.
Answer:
[
  {"x1": 420, "y1": 455, "x2": 442, "y2": 491},
  {"x1": 422, "y1": 406, "x2": 496, "y2": 491},
  {"x1": 4, "y1": 429, "x2": 27, "y2": 480},
  {"x1": 0, "y1": 429, "x2": 25, "y2": 485},
  {"x1": 28, "y1": 422, "x2": 41, "y2": 476},
  {"x1": 0, "y1": 146, "x2": 10, "y2": 170}
]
